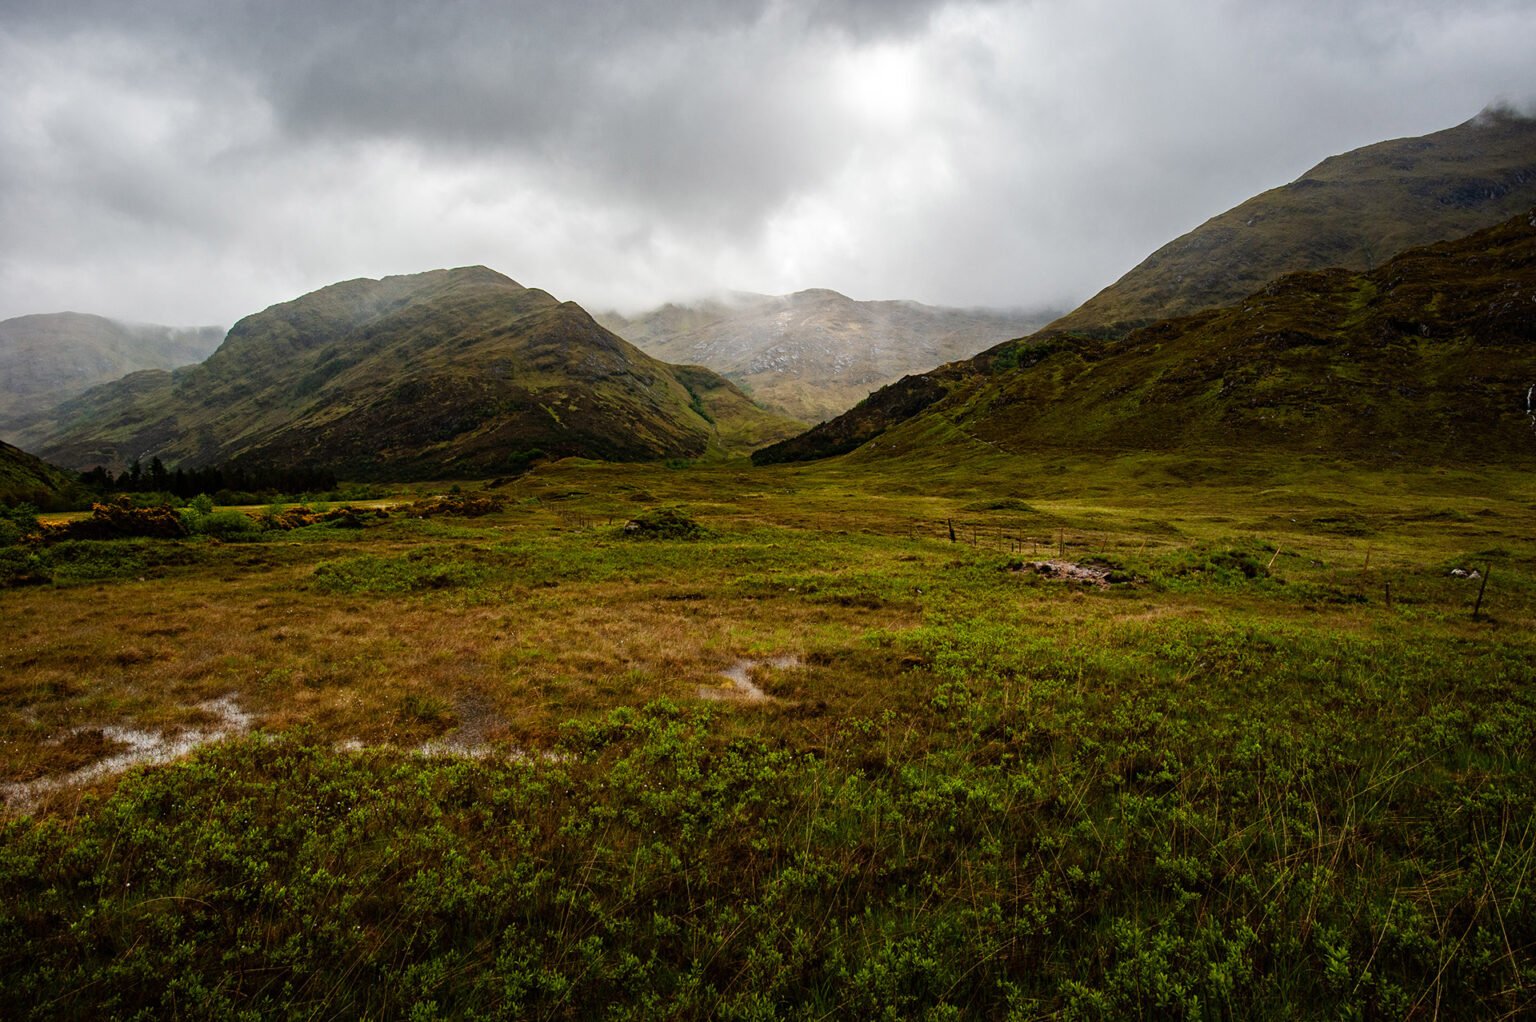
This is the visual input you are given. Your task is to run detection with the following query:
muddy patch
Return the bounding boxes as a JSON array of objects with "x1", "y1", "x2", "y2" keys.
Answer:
[
  {"x1": 1, "y1": 695, "x2": 253, "y2": 811},
  {"x1": 415, "y1": 691, "x2": 500, "y2": 759},
  {"x1": 699, "y1": 655, "x2": 802, "y2": 703},
  {"x1": 410, "y1": 693, "x2": 563, "y2": 763}
]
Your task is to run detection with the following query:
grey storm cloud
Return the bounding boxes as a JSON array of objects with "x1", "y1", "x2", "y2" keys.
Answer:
[{"x1": 1, "y1": 0, "x2": 1534, "y2": 326}]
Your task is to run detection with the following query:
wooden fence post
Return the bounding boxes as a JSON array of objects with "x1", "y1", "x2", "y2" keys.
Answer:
[{"x1": 1472, "y1": 564, "x2": 1491, "y2": 620}]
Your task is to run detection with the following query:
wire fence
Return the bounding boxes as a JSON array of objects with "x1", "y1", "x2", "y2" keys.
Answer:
[{"x1": 899, "y1": 518, "x2": 1169, "y2": 559}]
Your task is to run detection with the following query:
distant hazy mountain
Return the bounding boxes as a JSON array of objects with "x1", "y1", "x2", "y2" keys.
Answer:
[
  {"x1": 598, "y1": 290, "x2": 1054, "y2": 422},
  {"x1": 1048, "y1": 106, "x2": 1536, "y2": 337},
  {"x1": 0, "y1": 312, "x2": 223, "y2": 437},
  {"x1": 756, "y1": 211, "x2": 1536, "y2": 467},
  {"x1": 20, "y1": 267, "x2": 801, "y2": 479}
]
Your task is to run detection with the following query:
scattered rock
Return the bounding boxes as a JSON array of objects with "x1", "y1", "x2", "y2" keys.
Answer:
[{"x1": 1005, "y1": 559, "x2": 1119, "y2": 587}]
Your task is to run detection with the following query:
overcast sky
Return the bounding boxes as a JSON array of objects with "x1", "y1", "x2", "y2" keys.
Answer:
[{"x1": 2, "y1": 0, "x2": 1533, "y2": 327}]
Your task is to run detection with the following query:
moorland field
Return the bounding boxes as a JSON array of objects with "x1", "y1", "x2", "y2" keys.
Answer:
[{"x1": 2, "y1": 448, "x2": 1533, "y2": 1018}]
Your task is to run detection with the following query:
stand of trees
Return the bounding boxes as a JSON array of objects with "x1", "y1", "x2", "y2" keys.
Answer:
[{"x1": 79, "y1": 458, "x2": 338, "y2": 501}]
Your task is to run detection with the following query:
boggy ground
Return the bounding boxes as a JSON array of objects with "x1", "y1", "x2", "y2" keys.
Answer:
[{"x1": 1, "y1": 451, "x2": 1533, "y2": 1019}]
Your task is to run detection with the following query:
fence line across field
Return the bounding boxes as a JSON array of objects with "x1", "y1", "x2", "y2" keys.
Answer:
[{"x1": 901, "y1": 519, "x2": 1171, "y2": 558}]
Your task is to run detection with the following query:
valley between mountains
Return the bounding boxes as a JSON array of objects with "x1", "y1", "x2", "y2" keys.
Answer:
[{"x1": 1, "y1": 109, "x2": 1534, "y2": 1020}]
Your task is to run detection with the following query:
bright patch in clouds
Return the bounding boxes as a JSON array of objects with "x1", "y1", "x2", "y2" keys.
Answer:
[
  {"x1": 835, "y1": 42, "x2": 926, "y2": 126},
  {"x1": 0, "y1": 0, "x2": 1532, "y2": 325}
]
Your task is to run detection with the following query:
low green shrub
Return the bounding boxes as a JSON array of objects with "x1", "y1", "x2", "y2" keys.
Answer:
[
  {"x1": 311, "y1": 553, "x2": 488, "y2": 594},
  {"x1": 1152, "y1": 541, "x2": 1275, "y2": 587},
  {"x1": 0, "y1": 503, "x2": 41, "y2": 546},
  {"x1": 41, "y1": 539, "x2": 149, "y2": 583},
  {"x1": 622, "y1": 506, "x2": 708, "y2": 540},
  {"x1": 194, "y1": 509, "x2": 262, "y2": 540},
  {"x1": 0, "y1": 546, "x2": 48, "y2": 586},
  {"x1": 8, "y1": 671, "x2": 1530, "y2": 1020},
  {"x1": 34, "y1": 538, "x2": 203, "y2": 585}
]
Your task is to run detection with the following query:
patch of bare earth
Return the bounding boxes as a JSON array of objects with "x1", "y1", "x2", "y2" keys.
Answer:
[{"x1": 415, "y1": 691, "x2": 503, "y2": 759}]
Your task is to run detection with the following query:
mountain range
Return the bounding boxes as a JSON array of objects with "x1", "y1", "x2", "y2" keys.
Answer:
[
  {"x1": 0, "y1": 313, "x2": 223, "y2": 438},
  {"x1": 598, "y1": 291, "x2": 1052, "y2": 422},
  {"x1": 7, "y1": 109, "x2": 1536, "y2": 489},
  {"x1": 18, "y1": 268, "x2": 800, "y2": 479},
  {"x1": 1048, "y1": 105, "x2": 1536, "y2": 337},
  {"x1": 755, "y1": 211, "x2": 1536, "y2": 467}
]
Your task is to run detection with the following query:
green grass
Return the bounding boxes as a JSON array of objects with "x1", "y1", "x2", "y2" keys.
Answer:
[
  {"x1": 1, "y1": 453, "x2": 1533, "y2": 1018},
  {"x1": 311, "y1": 550, "x2": 491, "y2": 594}
]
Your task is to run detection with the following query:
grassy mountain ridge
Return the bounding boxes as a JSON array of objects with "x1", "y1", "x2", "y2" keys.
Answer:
[
  {"x1": 748, "y1": 371, "x2": 956, "y2": 465},
  {"x1": 1049, "y1": 106, "x2": 1536, "y2": 337},
  {"x1": 0, "y1": 312, "x2": 223, "y2": 437},
  {"x1": 0, "y1": 440, "x2": 79, "y2": 507},
  {"x1": 755, "y1": 210, "x2": 1536, "y2": 467},
  {"x1": 599, "y1": 289, "x2": 1052, "y2": 422},
  {"x1": 19, "y1": 268, "x2": 801, "y2": 479}
]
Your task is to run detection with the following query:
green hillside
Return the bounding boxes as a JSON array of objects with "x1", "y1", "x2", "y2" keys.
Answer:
[
  {"x1": 757, "y1": 211, "x2": 1536, "y2": 467},
  {"x1": 1049, "y1": 106, "x2": 1536, "y2": 337},
  {"x1": 20, "y1": 267, "x2": 801, "y2": 479},
  {"x1": 0, "y1": 440, "x2": 79, "y2": 508}
]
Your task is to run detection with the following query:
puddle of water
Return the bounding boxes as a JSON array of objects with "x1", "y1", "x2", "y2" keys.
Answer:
[
  {"x1": 699, "y1": 655, "x2": 802, "y2": 703},
  {"x1": 1, "y1": 695, "x2": 253, "y2": 811},
  {"x1": 329, "y1": 736, "x2": 565, "y2": 764},
  {"x1": 411, "y1": 739, "x2": 565, "y2": 764},
  {"x1": 415, "y1": 734, "x2": 496, "y2": 759}
]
